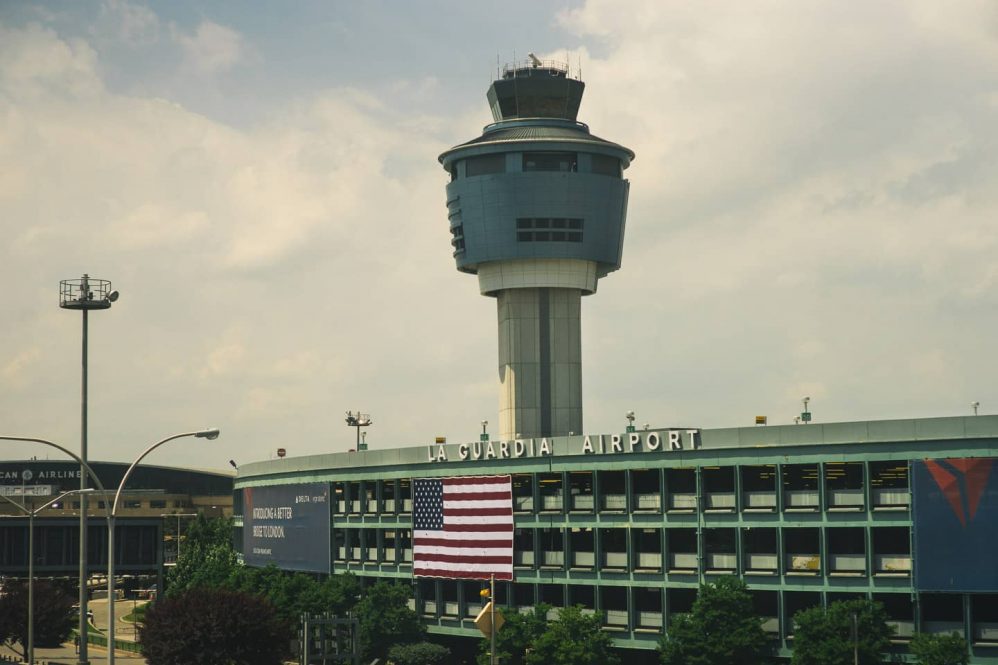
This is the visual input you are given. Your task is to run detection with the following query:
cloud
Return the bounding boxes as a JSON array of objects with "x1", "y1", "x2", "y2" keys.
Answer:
[
  {"x1": 99, "y1": 0, "x2": 161, "y2": 46},
  {"x1": 1, "y1": 2, "x2": 996, "y2": 467},
  {"x1": 555, "y1": 0, "x2": 998, "y2": 427},
  {"x1": 173, "y1": 20, "x2": 244, "y2": 75}
]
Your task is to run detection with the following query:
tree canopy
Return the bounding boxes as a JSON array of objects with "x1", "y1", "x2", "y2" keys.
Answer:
[
  {"x1": 387, "y1": 641, "x2": 452, "y2": 665},
  {"x1": 525, "y1": 605, "x2": 620, "y2": 665},
  {"x1": 477, "y1": 604, "x2": 551, "y2": 665},
  {"x1": 354, "y1": 581, "x2": 425, "y2": 662},
  {"x1": 140, "y1": 587, "x2": 288, "y2": 665},
  {"x1": 165, "y1": 515, "x2": 238, "y2": 595},
  {"x1": 0, "y1": 578, "x2": 75, "y2": 656},
  {"x1": 791, "y1": 599, "x2": 893, "y2": 665},
  {"x1": 658, "y1": 577, "x2": 770, "y2": 665},
  {"x1": 910, "y1": 632, "x2": 970, "y2": 665}
]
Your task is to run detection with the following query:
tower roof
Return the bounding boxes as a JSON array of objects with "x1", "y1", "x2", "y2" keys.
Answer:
[{"x1": 487, "y1": 57, "x2": 585, "y2": 121}]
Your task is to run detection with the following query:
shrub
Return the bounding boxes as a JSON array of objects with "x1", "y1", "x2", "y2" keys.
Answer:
[{"x1": 140, "y1": 587, "x2": 288, "y2": 665}]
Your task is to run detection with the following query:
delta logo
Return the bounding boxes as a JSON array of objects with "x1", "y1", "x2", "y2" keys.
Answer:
[{"x1": 923, "y1": 457, "x2": 993, "y2": 528}]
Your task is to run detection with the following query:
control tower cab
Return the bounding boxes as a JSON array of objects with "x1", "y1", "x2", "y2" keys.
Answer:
[{"x1": 439, "y1": 57, "x2": 634, "y2": 440}]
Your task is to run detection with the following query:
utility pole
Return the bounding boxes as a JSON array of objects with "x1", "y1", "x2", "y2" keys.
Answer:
[{"x1": 490, "y1": 574, "x2": 496, "y2": 665}]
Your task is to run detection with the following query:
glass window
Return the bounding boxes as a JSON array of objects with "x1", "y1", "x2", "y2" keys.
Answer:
[
  {"x1": 516, "y1": 218, "x2": 584, "y2": 242},
  {"x1": 523, "y1": 152, "x2": 577, "y2": 172},
  {"x1": 465, "y1": 154, "x2": 505, "y2": 176},
  {"x1": 591, "y1": 154, "x2": 621, "y2": 177}
]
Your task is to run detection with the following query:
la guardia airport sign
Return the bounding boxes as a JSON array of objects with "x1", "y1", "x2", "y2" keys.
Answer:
[{"x1": 426, "y1": 429, "x2": 700, "y2": 463}]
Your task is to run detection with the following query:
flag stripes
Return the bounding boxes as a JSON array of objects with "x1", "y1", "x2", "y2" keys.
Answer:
[{"x1": 413, "y1": 475, "x2": 514, "y2": 581}]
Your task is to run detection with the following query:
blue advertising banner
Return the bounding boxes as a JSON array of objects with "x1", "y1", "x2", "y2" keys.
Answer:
[
  {"x1": 913, "y1": 457, "x2": 998, "y2": 592},
  {"x1": 243, "y1": 482, "x2": 330, "y2": 574}
]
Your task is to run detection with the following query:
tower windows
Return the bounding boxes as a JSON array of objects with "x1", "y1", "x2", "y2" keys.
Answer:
[
  {"x1": 464, "y1": 154, "x2": 505, "y2": 176},
  {"x1": 591, "y1": 154, "x2": 622, "y2": 177},
  {"x1": 522, "y1": 152, "x2": 577, "y2": 172},
  {"x1": 516, "y1": 218, "x2": 583, "y2": 242},
  {"x1": 450, "y1": 224, "x2": 465, "y2": 253}
]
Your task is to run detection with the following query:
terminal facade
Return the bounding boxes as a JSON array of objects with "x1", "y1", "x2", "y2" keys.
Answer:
[
  {"x1": 0, "y1": 460, "x2": 233, "y2": 579},
  {"x1": 235, "y1": 415, "x2": 998, "y2": 663}
]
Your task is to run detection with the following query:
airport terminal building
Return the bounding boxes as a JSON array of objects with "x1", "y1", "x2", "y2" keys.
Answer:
[
  {"x1": 235, "y1": 415, "x2": 998, "y2": 662},
  {"x1": 236, "y1": 59, "x2": 998, "y2": 662}
]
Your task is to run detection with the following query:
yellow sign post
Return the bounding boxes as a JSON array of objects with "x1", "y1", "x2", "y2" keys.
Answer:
[{"x1": 474, "y1": 601, "x2": 505, "y2": 638}]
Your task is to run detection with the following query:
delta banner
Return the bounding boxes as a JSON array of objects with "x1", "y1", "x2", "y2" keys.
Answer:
[
  {"x1": 913, "y1": 457, "x2": 998, "y2": 592},
  {"x1": 243, "y1": 482, "x2": 330, "y2": 574}
]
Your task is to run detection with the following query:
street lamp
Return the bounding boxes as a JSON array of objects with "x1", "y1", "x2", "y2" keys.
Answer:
[
  {"x1": 345, "y1": 411, "x2": 372, "y2": 451},
  {"x1": 60, "y1": 273, "x2": 117, "y2": 665},
  {"x1": 0, "y1": 487, "x2": 95, "y2": 665},
  {"x1": 0, "y1": 436, "x2": 111, "y2": 665},
  {"x1": 0, "y1": 429, "x2": 219, "y2": 665},
  {"x1": 106, "y1": 428, "x2": 220, "y2": 665},
  {"x1": 972, "y1": 401, "x2": 980, "y2": 416}
]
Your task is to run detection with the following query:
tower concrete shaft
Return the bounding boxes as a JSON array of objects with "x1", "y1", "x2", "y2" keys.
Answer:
[
  {"x1": 498, "y1": 287, "x2": 582, "y2": 440},
  {"x1": 440, "y1": 57, "x2": 634, "y2": 439}
]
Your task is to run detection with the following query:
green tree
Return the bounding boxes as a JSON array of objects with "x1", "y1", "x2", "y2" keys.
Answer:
[
  {"x1": 0, "y1": 579, "x2": 75, "y2": 656},
  {"x1": 354, "y1": 581, "x2": 425, "y2": 662},
  {"x1": 476, "y1": 604, "x2": 550, "y2": 665},
  {"x1": 526, "y1": 605, "x2": 620, "y2": 665},
  {"x1": 165, "y1": 515, "x2": 238, "y2": 595},
  {"x1": 227, "y1": 565, "x2": 361, "y2": 627},
  {"x1": 388, "y1": 641, "x2": 452, "y2": 665},
  {"x1": 659, "y1": 577, "x2": 770, "y2": 665},
  {"x1": 910, "y1": 632, "x2": 970, "y2": 665},
  {"x1": 791, "y1": 599, "x2": 893, "y2": 665},
  {"x1": 140, "y1": 587, "x2": 288, "y2": 665}
]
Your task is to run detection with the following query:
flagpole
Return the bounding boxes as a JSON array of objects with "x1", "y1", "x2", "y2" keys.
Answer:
[{"x1": 490, "y1": 573, "x2": 496, "y2": 665}]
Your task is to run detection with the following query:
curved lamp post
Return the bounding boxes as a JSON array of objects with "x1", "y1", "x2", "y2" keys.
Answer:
[
  {"x1": 105, "y1": 428, "x2": 220, "y2": 664},
  {"x1": 0, "y1": 487, "x2": 96, "y2": 665},
  {"x1": 1, "y1": 429, "x2": 220, "y2": 664}
]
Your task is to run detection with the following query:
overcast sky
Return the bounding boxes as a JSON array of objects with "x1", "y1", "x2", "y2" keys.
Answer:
[{"x1": 1, "y1": 1, "x2": 996, "y2": 471}]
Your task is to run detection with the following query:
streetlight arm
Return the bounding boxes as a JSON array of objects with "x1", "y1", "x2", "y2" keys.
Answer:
[
  {"x1": 111, "y1": 429, "x2": 218, "y2": 516},
  {"x1": 0, "y1": 488, "x2": 97, "y2": 516},
  {"x1": 36, "y1": 488, "x2": 96, "y2": 513},
  {"x1": 0, "y1": 492, "x2": 28, "y2": 514},
  {"x1": 0, "y1": 437, "x2": 111, "y2": 519},
  {"x1": 111, "y1": 433, "x2": 191, "y2": 516}
]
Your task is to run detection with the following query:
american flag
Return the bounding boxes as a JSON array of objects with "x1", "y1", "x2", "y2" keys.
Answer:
[{"x1": 413, "y1": 475, "x2": 514, "y2": 580}]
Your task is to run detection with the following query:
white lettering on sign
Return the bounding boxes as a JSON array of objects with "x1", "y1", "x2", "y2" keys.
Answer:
[{"x1": 426, "y1": 429, "x2": 701, "y2": 463}]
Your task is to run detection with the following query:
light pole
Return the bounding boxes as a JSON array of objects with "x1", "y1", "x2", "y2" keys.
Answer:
[
  {"x1": 0, "y1": 488, "x2": 95, "y2": 665},
  {"x1": 0, "y1": 430, "x2": 219, "y2": 665},
  {"x1": 60, "y1": 273, "x2": 118, "y2": 665},
  {"x1": 972, "y1": 401, "x2": 980, "y2": 416},
  {"x1": 0, "y1": 437, "x2": 111, "y2": 664},
  {"x1": 159, "y1": 513, "x2": 197, "y2": 565},
  {"x1": 345, "y1": 411, "x2": 372, "y2": 451},
  {"x1": 106, "y1": 429, "x2": 220, "y2": 665}
]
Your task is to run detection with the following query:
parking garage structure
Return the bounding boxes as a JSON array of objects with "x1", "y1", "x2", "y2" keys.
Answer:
[{"x1": 234, "y1": 415, "x2": 998, "y2": 663}]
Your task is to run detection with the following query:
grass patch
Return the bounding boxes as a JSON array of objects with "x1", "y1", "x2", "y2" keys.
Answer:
[{"x1": 122, "y1": 601, "x2": 149, "y2": 623}]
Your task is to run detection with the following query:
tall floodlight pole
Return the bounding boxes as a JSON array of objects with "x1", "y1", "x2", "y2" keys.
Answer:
[
  {"x1": 345, "y1": 411, "x2": 372, "y2": 451},
  {"x1": 0, "y1": 488, "x2": 95, "y2": 665},
  {"x1": 60, "y1": 274, "x2": 118, "y2": 665}
]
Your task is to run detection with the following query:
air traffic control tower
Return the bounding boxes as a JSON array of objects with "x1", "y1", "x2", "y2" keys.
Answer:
[{"x1": 439, "y1": 57, "x2": 634, "y2": 441}]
